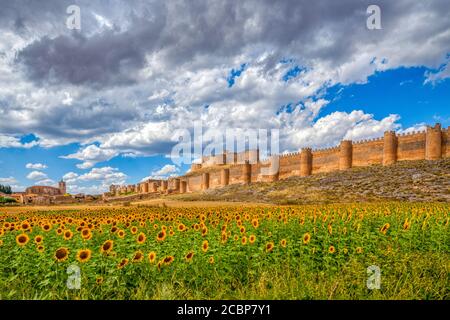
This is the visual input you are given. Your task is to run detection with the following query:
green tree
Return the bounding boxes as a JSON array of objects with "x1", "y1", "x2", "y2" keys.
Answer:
[{"x1": 0, "y1": 184, "x2": 12, "y2": 194}]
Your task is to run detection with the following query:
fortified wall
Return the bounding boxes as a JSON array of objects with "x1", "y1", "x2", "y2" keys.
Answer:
[{"x1": 106, "y1": 123, "x2": 449, "y2": 197}]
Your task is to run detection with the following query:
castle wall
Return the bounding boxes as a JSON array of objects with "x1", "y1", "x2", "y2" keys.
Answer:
[
  {"x1": 311, "y1": 148, "x2": 339, "y2": 174},
  {"x1": 109, "y1": 123, "x2": 449, "y2": 197},
  {"x1": 278, "y1": 153, "x2": 301, "y2": 179},
  {"x1": 443, "y1": 128, "x2": 450, "y2": 157},
  {"x1": 397, "y1": 131, "x2": 426, "y2": 161},
  {"x1": 352, "y1": 138, "x2": 384, "y2": 167}
]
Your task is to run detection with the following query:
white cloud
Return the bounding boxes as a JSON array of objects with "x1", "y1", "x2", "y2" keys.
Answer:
[
  {"x1": 26, "y1": 163, "x2": 48, "y2": 170},
  {"x1": 35, "y1": 179, "x2": 56, "y2": 186},
  {"x1": 424, "y1": 62, "x2": 450, "y2": 85},
  {"x1": 0, "y1": 176, "x2": 18, "y2": 184},
  {"x1": 61, "y1": 145, "x2": 118, "y2": 169},
  {"x1": 141, "y1": 164, "x2": 179, "y2": 181},
  {"x1": 62, "y1": 167, "x2": 127, "y2": 194},
  {"x1": 26, "y1": 171, "x2": 48, "y2": 181},
  {"x1": 0, "y1": 135, "x2": 38, "y2": 149}
]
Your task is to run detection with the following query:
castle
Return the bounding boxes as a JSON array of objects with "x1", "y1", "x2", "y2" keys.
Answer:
[
  {"x1": 12, "y1": 180, "x2": 67, "y2": 204},
  {"x1": 106, "y1": 123, "x2": 449, "y2": 197}
]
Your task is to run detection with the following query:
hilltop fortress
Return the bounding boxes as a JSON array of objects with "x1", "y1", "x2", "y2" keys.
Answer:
[{"x1": 106, "y1": 123, "x2": 449, "y2": 198}]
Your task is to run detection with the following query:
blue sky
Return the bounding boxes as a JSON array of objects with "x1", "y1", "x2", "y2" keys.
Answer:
[{"x1": 0, "y1": 1, "x2": 449, "y2": 194}]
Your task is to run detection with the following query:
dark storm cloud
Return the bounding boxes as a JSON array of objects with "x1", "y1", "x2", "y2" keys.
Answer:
[{"x1": 11, "y1": 0, "x2": 443, "y2": 87}]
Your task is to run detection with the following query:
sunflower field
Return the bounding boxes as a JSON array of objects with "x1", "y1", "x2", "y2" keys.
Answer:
[{"x1": 0, "y1": 202, "x2": 448, "y2": 300}]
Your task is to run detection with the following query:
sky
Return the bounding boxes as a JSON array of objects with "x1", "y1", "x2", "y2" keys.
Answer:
[{"x1": 0, "y1": 0, "x2": 449, "y2": 194}]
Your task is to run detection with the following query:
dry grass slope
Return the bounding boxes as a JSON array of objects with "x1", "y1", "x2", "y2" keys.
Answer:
[{"x1": 170, "y1": 159, "x2": 450, "y2": 204}]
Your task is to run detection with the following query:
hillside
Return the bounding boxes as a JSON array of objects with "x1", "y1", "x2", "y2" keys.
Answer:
[{"x1": 168, "y1": 159, "x2": 450, "y2": 204}]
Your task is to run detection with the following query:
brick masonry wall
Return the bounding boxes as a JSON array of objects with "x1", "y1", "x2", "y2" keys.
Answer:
[{"x1": 397, "y1": 132, "x2": 426, "y2": 161}]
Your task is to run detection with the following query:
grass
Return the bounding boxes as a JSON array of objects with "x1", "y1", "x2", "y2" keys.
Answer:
[{"x1": 0, "y1": 202, "x2": 448, "y2": 300}]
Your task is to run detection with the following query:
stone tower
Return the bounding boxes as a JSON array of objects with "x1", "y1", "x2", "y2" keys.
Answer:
[
  {"x1": 242, "y1": 161, "x2": 252, "y2": 184},
  {"x1": 58, "y1": 180, "x2": 66, "y2": 195},
  {"x1": 383, "y1": 131, "x2": 398, "y2": 166},
  {"x1": 339, "y1": 140, "x2": 353, "y2": 170},
  {"x1": 425, "y1": 123, "x2": 442, "y2": 160},
  {"x1": 221, "y1": 168, "x2": 230, "y2": 186},
  {"x1": 300, "y1": 148, "x2": 312, "y2": 177}
]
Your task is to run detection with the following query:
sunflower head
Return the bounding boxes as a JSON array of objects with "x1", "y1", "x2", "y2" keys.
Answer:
[
  {"x1": 132, "y1": 251, "x2": 144, "y2": 263},
  {"x1": 136, "y1": 232, "x2": 146, "y2": 244},
  {"x1": 16, "y1": 233, "x2": 30, "y2": 246},
  {"x1": 202, "y1": 240, "x2": 209, "y2": 252},
  {"x1": 55, "y1": 247, "x2": 69, "y2": 262},
  {"x1": 303, "y1": 233, "x2": 311, "y2": 244},
  {"x1": 266, "y1": 242, "x2": 274, "y2": 252},
  {"x1": 148, "y1": 251, "x2": 156, "y2": 264},
  {"x1": 76, "y1": 249, "x2": 92, "y2": 263},
  {"x1": 185, "y1": 251, "x2": 194, "y2": 262}
]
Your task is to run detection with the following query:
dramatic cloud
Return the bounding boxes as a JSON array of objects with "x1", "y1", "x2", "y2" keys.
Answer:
[
  {"x1": 0, "y1": 0, "x2": 449, "y2": 185},
  {"x1": 26, "y1": 163, "x2": 48, "y2": 170}
]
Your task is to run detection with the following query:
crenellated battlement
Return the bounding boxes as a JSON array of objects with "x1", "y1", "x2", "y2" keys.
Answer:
[{"x1": 107, "y1": 123, "x2": 449, "y2": 196}]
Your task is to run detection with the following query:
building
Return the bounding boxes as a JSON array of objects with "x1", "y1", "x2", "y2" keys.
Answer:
[{"x1": 25, "y1": 179, "x2": 66, "y2": 196}]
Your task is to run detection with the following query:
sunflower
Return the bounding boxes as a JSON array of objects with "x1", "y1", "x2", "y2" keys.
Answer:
[
  {"x1": 241, "y1": 236, "x2": 247, "y2": 245},
  {"x1": 55, "y1": 247, "x2": 69, "y2": 262},
  {"x1": 233, "y1": 235, "x2": 239, "y2": 241},
  {"x1": 100, "y1": 240, "x2": 114, "y2": 254},
  {"x1": 34, "y1": 235, "x2": 43, "y2": 244},
  {"x1": 380, "y1": 223, "x2": 390, "y2": 234},
  {"x1": 0, "y1": 239, "x2": 3, "y2": 246},
  {"x1": 163, "y1": 255, "x2": 174, "y2": 265},
  {"x1": 148, "y1": 251, "x2": 157, "y2": 264},
  {"x1": 63, "y1": 230, "x2": 73, "y2": 240},
  {"x1": 21, "y1": 221, "x2": 30, "y2": 230},
  {"x1": 202, "y1": 240, "x2": 209, "y2": 252},
  {"x1": 37, "y1": 245, "x2": 45, "y2": 253},
  {"x1": 76, "y1": 249, "x2": 92, "y2": 263},
  {"x1": 178, "y1": 223, "x2": 186, "y2": 232},
  {"x1": 403, "y1": 219, "x2": 411, "y2": 230},
  {"x1": 185, "y1": 251, "x2": 194, "y2": 262},
  {"x1": 132, "y1": 251, "x2": 144, "y2": 263},
  {"x1": 251, "y1": 219, "x2": 259, "y2": 229},
  {"x1": 303, "y1": 233, "x2": 311, "y2": 244},
  {"x1": 96, "y1": 276, "x2": 104, "y2": 285},
  {"x1": 221, "y1": 233, "x2": 228, "y2": 243},
  {"x1": 327, "y1": 224, "x2": 333, "y2": 235},
  {"x1": 110, "y1": 226, "x2": 118, "y2": 233},
  {"x1": 117, "y1": 229, "x2": 125, "y2": 239},
  {"x1": 42, "y1": 223, "x2": 52, "y2": 232},
  {"x1": 249, "y1": 234, "x2": 256, "y2": 244},
  {"x1": 156, "y1": 230, "x2": 166, "y2": 242},
  {"x1": 266, "y1": 242, "x2": 274, "y2": 252},
  {"x1": 16, "y1": 233, "x2": 29, "y2": 246},
  {"x1": 81, "y1": 228, "x2": 92, "y2": 240},
  {"x1": 240, "y1": 226, "x2": 246, "y2": 234},
  {"x1": 328, "y1": 245, "x2": 336, "y2": 254},
  {"x1": 280, "y1": 239, "x2": 287, "y2": 248},
  {"x1": 209, "y1": 256, "x2": 215, "y2": 264},
  {"x1": 356, "y1": 247, "x2": 363, "y2": 254},
  {"x1": 136, "y1": 232, "x2": 146, "y2": 244},
  {"x1": 56, "y1": 228, "x2": 63, "y2": 236},
  {"x1": 201, "y1": 227, "x2": 208, "y2": 237},
  {"x1": 117, "y1": 258, "x2": 129, "y2": 269},
  {"x1": 130, "y1": 226, "x2": 138, "y2": 234}
]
